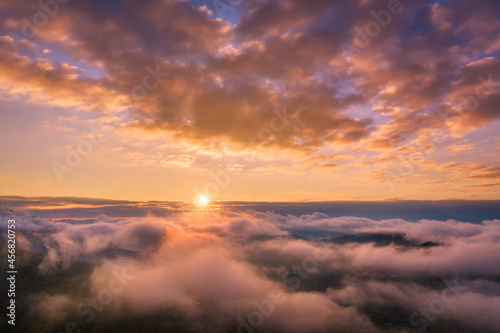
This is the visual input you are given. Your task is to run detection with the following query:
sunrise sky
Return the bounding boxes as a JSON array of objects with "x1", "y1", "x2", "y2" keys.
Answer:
[{"x1": 0, "y1": 0, "x2": 499, "y2": 201}]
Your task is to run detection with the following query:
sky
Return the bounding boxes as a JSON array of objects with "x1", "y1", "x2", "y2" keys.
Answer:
[
  {"x1": 2, "y1": 196, "x2": 500, "y2": 223},
  {"x1": 0, "y1": 0, "x2": 499, "y2": 202}
]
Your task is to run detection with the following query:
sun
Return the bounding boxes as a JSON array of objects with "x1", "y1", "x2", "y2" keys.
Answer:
[{"x1": 198, "y1": 195, "x2": 209, "y2": 205}]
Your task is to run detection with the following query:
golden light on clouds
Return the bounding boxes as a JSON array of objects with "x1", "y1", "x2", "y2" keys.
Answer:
[
  {"x1": 0, "y1": 0, "x2": 498, "y2": 201},
  {"x1": 0, "y1": 1, "x2": 500, "y2": 332}
]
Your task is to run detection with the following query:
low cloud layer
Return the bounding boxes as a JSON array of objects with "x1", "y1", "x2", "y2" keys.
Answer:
[{"x1": 1, "y1": 206, "x2": 500, "y2": 332}]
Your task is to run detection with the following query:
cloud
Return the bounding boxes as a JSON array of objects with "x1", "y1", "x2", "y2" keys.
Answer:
[
  {"x1": 2, "y1": 206, "x2": 500, "y2": 332},
  {"x1": 3, "y1": 0, "x2": 499, "y2": 155},
  {"x1": 1, "y1": 0, "x2": 500, "y2": 199}
]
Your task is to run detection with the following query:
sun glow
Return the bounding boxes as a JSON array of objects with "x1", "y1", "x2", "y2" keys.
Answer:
[{"x1": 198, "y1": 195, "x2": 209, "y2": 205}]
